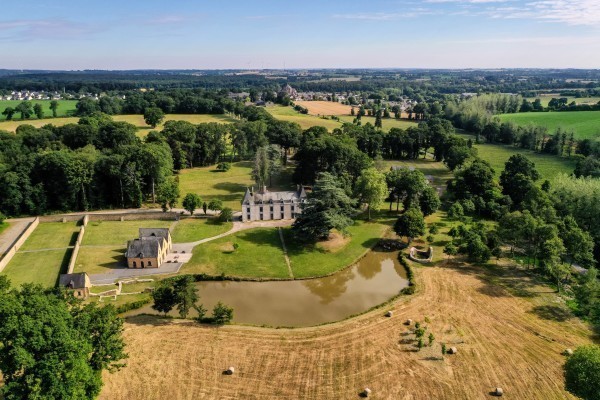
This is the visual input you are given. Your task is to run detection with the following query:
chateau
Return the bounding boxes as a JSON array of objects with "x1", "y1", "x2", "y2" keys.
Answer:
[
  {"x1": 242, "y1": 186, "x2": 307, "y2": 222},
  {"x1": 125, "y1": 228, "x2": 172, "y2": 269}
]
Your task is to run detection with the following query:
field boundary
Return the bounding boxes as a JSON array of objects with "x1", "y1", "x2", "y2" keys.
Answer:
[
  {"x1": 67, "y1": 226, "x2": 86, "y2": 274},
  {"x1": 0, "y1": 217, "x2": 40, "y2": 273}
]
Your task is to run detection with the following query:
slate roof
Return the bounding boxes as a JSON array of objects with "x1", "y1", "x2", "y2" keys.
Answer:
[
  {"x1": 125, "y1": 237, "x2": 161, "y2": 258},
  {"x1": 59, "y1": 273, "x2": 89, "y2": 289},
  {"x1": 138, "y1": 228, "x2": 170, "y2": 240},
  {"x1": 242, "y1": 186, "x2": 307, "y2": 205}
]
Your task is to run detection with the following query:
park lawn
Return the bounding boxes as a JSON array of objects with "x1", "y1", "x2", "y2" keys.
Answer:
[
  {"x1": 338, "y1": 115, "x2": 418, "y2": 131},
  {"x1": 178, "y1": 161, "x2": 295, "y2": 211},
  {"x1": 182, "y1": 228, "x2": 290, "y2": 278},
  {"x1": 170, "y1": 218, "x2": 232, "y2": 243},
  {"x1": 266, "y1": 105, "x2": 343, "y2": 131},
  {"x1": 2, "y1": 249, "x2": 71, "y2": 288},
  {"x1": 498, "y1": 110, "x2": 600, "y2": 140},
  {"x1": 82, "y1": 220, "x2": 174, "y2": 246},
  {"x1": 74, "y1": 246, "x2": 126, "y2": 275},
  {"x1": 0, "y1": 99, "x2": 78, "y2": 122},
  {"x1": 19, "y1": 222, "x2": 80, "y2": 251},
  {"x1": 119, "y1": 281, "x2": 156, "y2": 294},
  {"x1": 283, "y1": 215, "x2": 394, "y2": 278}
]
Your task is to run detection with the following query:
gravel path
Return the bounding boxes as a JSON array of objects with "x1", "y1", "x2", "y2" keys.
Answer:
[{"x1": 0, "y1": 218, "x2": 36, "y2": 258}]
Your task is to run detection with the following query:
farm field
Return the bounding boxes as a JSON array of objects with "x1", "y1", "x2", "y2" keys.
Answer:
[
  {"x1": 99, "y1": 259, "x2": 592, "y2": 399},
  {"x1": 338, "y1": 115, "x2": 418, "y2": 131},
  {"x1": 178, "y1": 161, "x2": 295, "y2": 211},
  {"x1": 0, "y1": 99, "x2": 78, "y2": 121},
  {"x1": 266, "y1": 105, "x2": 344, "y2": 131},
  {"x1": 0, "y1": 113, "x2": 237, "y2": 133},
  {"x1": 498, "y1": 110, "x2": 600, "y2": 140},
  {"x1": 294, "y1": 100, "x2": 353, "y2": 115},
  {"x1": 2, "y1": 249, "x2": 72, "y2": 288},
  {"x1": 182, "y1": 228, "x2": 290, "y2": 278},
  {"x1": 170, "y1": 218, "x2": 232, "y2": 243},
  {"x1": 456, "y1": 133, "x2": 577, "y2": 179},
  {"x1": 526, "y1": 96, "x2": 600, "y2": 107}
]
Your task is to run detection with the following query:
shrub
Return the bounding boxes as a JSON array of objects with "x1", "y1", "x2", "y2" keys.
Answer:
[
  {"x1": 115, "y1": 298, "x2": 151, "y2": 314},
  {"x1": 426, "y1": 235, "x2": 435, "y2": 243},
  {"x1": 212, "y1": 301, "x2": 234, "y2": 325},
  {"x1": 218, "y1": 207, "x2": 233, "y2": 223},
  {"x1": 216, "y1": 162, "x2": 231, "y2": 172},
  {"x1": 564, "y1": 345, "x2": 600, "y2": 400},
  {"x1": 0, "y1": 212, "x2": 5, "y2": 225}
]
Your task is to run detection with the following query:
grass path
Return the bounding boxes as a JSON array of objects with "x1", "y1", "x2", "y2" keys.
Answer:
[{"x1": 278, "y1": 227, "x2": 294, "y2": 279}]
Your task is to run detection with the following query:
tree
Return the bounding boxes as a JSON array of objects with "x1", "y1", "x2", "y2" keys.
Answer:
[
  {"x1": 292, "y1": 172, "x2": 355, "y2": 242},
  {"x1": 202, "y1": 201, "x2": 208, "y2": 215},
  {"x1": 182, "y1": 193, "x2": 202, "y2": 215},
  {"x1": 0, "y1": 212, "x2": 5, "y2": 224},
  {"x1": 33, "y1": 103, "x2": 44, "y2": 119},
  {"x1": 394, "y1": 207, "x2": 425, "y2": 243},
  {"x1": 564, "y1": 345, "x2": 600, "y2": 400},
  {"x1": 252, "y1": 146, "x2": 269, "y2": 188},
  {"x1": 447, "y1": 202, "x2": 464, "y2": 220},
  {"x1": 15, "y1": 101, "x2": 33, "y2": 120},
  {"x1": 172, "y1": 275, "x2": 198, "y2": 318},
  {"x1": 216, "y1": 161, "x2": 231, "y2": 171},
  {"x1": 208, "y1": 198, "x2": 223, "y2": 213},
  {"x1": 500, "y1": 154, "x2": 540, "y2": 208},
  {"x1": 354, "y1": 167, "x2": 387, "y2": 220},
  {"x1": 151, "y1": 284, "x2": 177, "y2": 315},
  {"x1": 2, "y1": 107, "x2": 15, "y2": 120},
  {"x1": 218, "y1": 207, "x2": 233, "y2": 222},
  {"x1": 443, "y1": 243, "x2": 458, "y2": 262},
  {"x1": 419, "y1": 186, "x2": 441, "y2": 217},
  {"x1": 156, "y1": 177, "x2": 179, "y2": 211},
  {"x1": 143, "y1": 107, "x2": 165, "y2": 128},
  {"x1": 0, "y1": 282, "x2": 126, "y2": 399},
  {"x1": 212, "y1": 301, "x2": 234, "y2": 324},
  {"x1": 266, "y1": 120, "x2": 301, "y2": 165},
  {"x1": 50, "y1": 100, "x2": 59, "y2": 117}
]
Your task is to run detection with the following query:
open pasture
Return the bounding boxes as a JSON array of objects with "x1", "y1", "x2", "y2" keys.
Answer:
[
  {"x1": 526, "y1": 96, "x2": 600, "y2": 108},
  {"x1": 338, "y1": 115, "x2": 418, "y2": 131},
  {"x1": 498, "y1": 110, "x2": 600, "y2": 140},
  {"x1": 294, "y1": 100, "x2": 353, "y2": 116},
  {"x1": 0, "y1": 99, "x2": 78, "y2": 122},
  {"x1": 266, "y1": 105, "x2": 344, "y2": 131}
]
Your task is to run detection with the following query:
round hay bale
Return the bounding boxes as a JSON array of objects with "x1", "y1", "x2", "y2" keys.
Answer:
[
  {"x1": 226, "y1": 367, "x2": 235, "y2": 375},
  {"x1": 494, "y1": 387, "x2": 503, "y2": 396},
  {"x1": 404, "y1": 319, "x2": 413, "y2": 326},
  {"x1": 385, "y1": 311, "x2": 393, "y2": 318},
  {"x1": 563, "y1": 348, "x2": 573, "y2": 356},
  {"x1": 363, "y1": 387, "x2": 372, "y2": 397},
  {"x1": 448, "y1": 347, "x2": 458, "y2": 354}
]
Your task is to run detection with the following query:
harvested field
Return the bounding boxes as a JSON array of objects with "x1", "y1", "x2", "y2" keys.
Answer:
[
  {"x1": 294, "y1": 101, "x2": 353, "y2": 116},
  {"x1": 100, "y1": 262, "x2": 593, "y2": 399}
]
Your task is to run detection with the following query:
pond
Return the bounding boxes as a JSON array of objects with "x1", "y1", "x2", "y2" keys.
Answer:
[{"x1": 127, "y1": 248, "x2": 409, "y2": 327}]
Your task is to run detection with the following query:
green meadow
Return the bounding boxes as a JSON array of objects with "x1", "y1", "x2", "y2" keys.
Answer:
[{"x1": 498, "y1": 111, "x2": 600, "y2": 140}]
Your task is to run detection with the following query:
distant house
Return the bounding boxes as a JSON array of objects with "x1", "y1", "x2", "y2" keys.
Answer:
[
  {"x1": 59, "y1": 273, "x2": 91, "y2": 299},
  {"x1": 125, "y1": 228, "x2": 172, "y2": 269},
  {"x1": 242, "y1": 186, "x2": 307, "y2": 222}
]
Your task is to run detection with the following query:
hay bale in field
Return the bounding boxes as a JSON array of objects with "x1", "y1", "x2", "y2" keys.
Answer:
[
  {"x1": 224, "y1": 367, "x2": 235, "y2": 375},
  {"x1": 448, "y1": 347, "x2": 458, "y2": 354},
  {"x1": 385, "y1": 311, "x2": 393, "y2": 317},
  {"x1": 563, "y1": 348, "x2": 574, "y2": 356},
  {"x1": 362, "y1": 387, "x2": 372, "y2": 397},
  {"x1": 404, "y1": 319, "x2": 413, "y2": 326},
  {"x1": 494, "y1": 387, "x2": 503, "y2": 396}
]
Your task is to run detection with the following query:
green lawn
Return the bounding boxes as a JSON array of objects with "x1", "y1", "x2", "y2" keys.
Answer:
[
  {"x1": 0, "y1": 99, "x2": 78, "y2": 122},
  {"x1": 82, "y1": 220, "x2": 175, "y2": 246},
  {"x1": 170, "y1": 218, "x2": 232, "y2": 243},
  {"x1": 284, "y1": 215, "x2": 394, "y2": 278},
  {"x1": 2, "y1": 249, "x2": 71, "y2": 288},
  {"x1": 498, "y1": 111, "x2": 600, "y2": 140},
  {"x1": 182, "y1": 228, "x2": 290, "y2": 278},
  {"x1": 178, "y1": 161, "x2": 295, "y2": 211},
  {"x1": 74, "y1": 246, "x2": 126, "y2": 275},
  {"x1": 20, "y1": 222, "x2": 80, "y2": 251}
]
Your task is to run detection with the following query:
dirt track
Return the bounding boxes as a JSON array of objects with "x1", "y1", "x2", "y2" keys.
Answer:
[{"x1": 100, "y1": 263, "x2": 594, "y2": 399}]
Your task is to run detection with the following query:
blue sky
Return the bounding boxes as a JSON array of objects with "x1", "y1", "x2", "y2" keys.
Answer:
[{"x1": 1, "y1": 0, "x2": 600, "y2": 69}]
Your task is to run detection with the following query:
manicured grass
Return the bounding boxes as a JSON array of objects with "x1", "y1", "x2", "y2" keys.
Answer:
[
  {"x1": 338, "y1": 115, "x2": 418, "y2": 131},
  {"x1": 178, "y1": 161, "x2": 295, "y2": 211},
  {"x1": 119, "y1": 281, "x2": 156, "y2": 294},
  {"x1": 182, "y1": 228, "x2": 290, "y2": 278},
  {"x1": 82, "y1": 220, "x2": 174, "y2": 246},
  {"x1": 266, "y1": 105, "x2": 344, "y2": 131},
  {"x1": 0, "y1": 99, "x2": 78, "y2": 122},
  {"x1": 19, "y1": 222, "x2": 80, "y2": 251},
  {"x1": 284, "y1": 215, "x2": 394, "y2": 278},
  {"x1": 0, "y1": 113, "x2": 237, "y2": 133},
  {"x1": 0, "y1": 222, "x2": 9, "y2": 236},
  {"x1": 74, "y1": 246, "x2": 126, "y2": 275},
  {"x1": 498, "y1": 111, "x2": 600, "y2": 140},
  {"x1": 2, "y1": 249, "x2": 71, "y2": 288},
  {"x1": 170, "y1": 218, "x2": 232, "y2": 243}
]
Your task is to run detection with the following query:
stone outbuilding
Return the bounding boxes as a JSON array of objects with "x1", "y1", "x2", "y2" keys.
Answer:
[
  {"x1": 59, "y1": 272, "x2": 91, "y2": 299},
  {"x1": 125, "y1": 228, "x2": 172, "y2": 269},
  {"x1": 242, "y1": 186, "x2": 307, "y2": 222}
]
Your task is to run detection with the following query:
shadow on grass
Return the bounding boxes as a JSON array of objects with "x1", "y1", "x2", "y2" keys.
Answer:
[
  {"x1": 212, "y1": 182, "x2": 245, "y2": 193},
  {"x1": 529, "y1": 305, "x2": 573, "y2": 322}
]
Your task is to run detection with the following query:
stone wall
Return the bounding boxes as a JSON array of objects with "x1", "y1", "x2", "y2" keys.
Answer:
[
  {"x1": 88, "y1": 211, "x2": 179, "y2": 222},
  {"x1": 0, "y1": 217, "x2": 40, "y2": 273},
  {"x1": 66, "y1": 226, "x2": 86, "y2": 274}
]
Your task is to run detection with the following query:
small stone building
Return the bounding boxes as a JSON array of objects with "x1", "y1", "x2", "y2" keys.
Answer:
[
  {"x1": 59, "y1": 272, "x2": 91, "y2": 299},
  {"x1": 125, "y1": 228, "x2": 172, "y2": 269},
  {"x1": 242, "y1": 186, "x2": 307, "y2": 222}
]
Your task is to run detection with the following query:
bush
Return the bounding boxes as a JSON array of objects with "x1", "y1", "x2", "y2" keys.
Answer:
[
  {"x1": 564, "y1": 345, "x2": 600, "y2": 400},
  {"x1": 216, "y1": 162, "x2": 231, "y2": 172},
  {"x1": 218, "y1": 207, "x2": 233, "y2": 223},
  {"x1": 429, "y1": 225, "x2": 439, "y2": 234},
  {"x1": 212, "y1": 301, "x2": 234, "y2": 325},
  {"x1": 0, "y1": 212, "x2": 5, "y2": 224},
  {"x1": 115, "y1": 298, "x2": 151, "y2": 314},
  {"x1": 426, "y1": 235, "x2": 435, "y2": 243}
]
